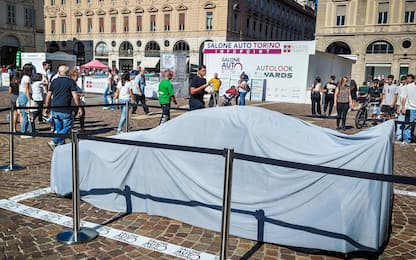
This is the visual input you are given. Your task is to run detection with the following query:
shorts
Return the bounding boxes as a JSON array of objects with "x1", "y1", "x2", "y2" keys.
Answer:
[
  {"x1": 381, "y1": 105, "x2": 396, "y2": 116},
  {"x1": 10, "y1": 94, "x2": 18, "y2": 108},
  {"x1": 370, "y1": 104, "x2": 381, "y2": 115}
]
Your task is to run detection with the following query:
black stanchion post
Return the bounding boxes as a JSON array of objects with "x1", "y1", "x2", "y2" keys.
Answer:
[
  {"x1": 125, "y1": 101, "x2": 130, "y2": 133},
  {"x1": 0, "y1": 108, "x2": 25, "y2": 172},
  {"x1": 219, "y1": 148, "x2": 234, "y2": 260},
  {"x1": 56, "y1": 130, "x2": 98, "y2": 244}
]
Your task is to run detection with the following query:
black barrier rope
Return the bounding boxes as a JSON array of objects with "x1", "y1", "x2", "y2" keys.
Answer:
[
  {"x1": 0, "y1": 107, "x2": 11, "y2": 112},
  {"x1": 14, "y1": 102, "x2": 190, "y2": 111},
  {"x1": 0, "y1": 131, "x2": 69, "y2": 139},
  {"x1": 233, "y1": 153, "x2": 416, "y2": 186},
  {"x1": 394, "y1": 120, "x2": 415, "y2": 126},
  {"x1": 76, "y1": 134, "x2": 416, "y2": 186},
  {"x1": 79, "y1": 134, "x2": 225, "y2": 156},
  {"x1": 133, "y1": 103, "x2": 190, "y2": 111},
  {"x1": 14, "y1": 103, "x2": 127, "y2": 110}
]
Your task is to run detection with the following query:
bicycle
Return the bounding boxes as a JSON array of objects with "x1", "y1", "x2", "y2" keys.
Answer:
[{"x1": 355, "y1": 99, "x2": 380, "y2": 129}]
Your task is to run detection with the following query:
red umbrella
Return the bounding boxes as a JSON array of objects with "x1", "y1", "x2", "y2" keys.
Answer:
[{"x1": 80, "y1": 60, "x2": 109, "y2": 69}]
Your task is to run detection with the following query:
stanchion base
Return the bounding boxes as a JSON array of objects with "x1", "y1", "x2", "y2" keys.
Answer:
[
  {"x1": 0, "y1": 164, "x2": 25, "y2": 172},
  {"x1": 56, "y1": 227, "x2": 98, "y2": 244}
]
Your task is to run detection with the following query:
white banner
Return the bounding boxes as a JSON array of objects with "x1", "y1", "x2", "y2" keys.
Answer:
[
  {"x1": 1, "y1": 73, "x2": 10, "y2": 87},
  {"x1": 204, "y1": 41, "x2": 316, "y2": 103}
]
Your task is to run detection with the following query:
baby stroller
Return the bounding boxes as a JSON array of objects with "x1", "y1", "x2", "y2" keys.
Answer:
[{"x1": 222, "y1": 86, "x2": 238, "y2": 106}]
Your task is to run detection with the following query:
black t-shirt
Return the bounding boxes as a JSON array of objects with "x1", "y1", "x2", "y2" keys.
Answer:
[
  {"x1": 49, "y1": 76, "x2": 78, "y2": 112},
  {"x1": 368, "y1": 87, "x2": 381, "y2": 104},
  {"x1": 9, "y1": 82, "x2": 19, "y2": 95},
  {"x1": 324, "y1": 82, "x2": 337, "y2": 95},
  {"x1": 190, "y1": 76, "x2": 207, "y2": 102}
]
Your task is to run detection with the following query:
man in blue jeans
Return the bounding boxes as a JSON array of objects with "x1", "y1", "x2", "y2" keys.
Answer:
[
  {"x1": 400, "y1": 74, "x2": 416, "y2": 146},
  {"x1": 45, "y1": 65, "x2": 82, "y2": 150}
]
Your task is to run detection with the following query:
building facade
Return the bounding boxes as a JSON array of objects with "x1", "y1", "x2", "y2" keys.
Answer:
[
  {"x1": 316, "y1": 0, "x2": 416, "y2": 83},
  {"x1": 0, "y1": 0, "x2": 45, "y2": 67},
  {"x1": 44, "y1": 0, "x2": 315, "y2": 71}
]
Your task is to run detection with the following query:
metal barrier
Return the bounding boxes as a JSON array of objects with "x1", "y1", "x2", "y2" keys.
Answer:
[
  {"x1": 56, "y1": 131, "x2": 98, "y2": 244},
  {"x1": 76, "y1": 133, "x2": 416, "y2": 259},
  {"x1": 220, "y1": 148, "x2": 234, "y2": 260},
  {"x1": 1, "y1": 105, "x2": 416, "y2": 259},
  {"x1": 0, "y1": 108, "x2": 25, "y2": 171}
]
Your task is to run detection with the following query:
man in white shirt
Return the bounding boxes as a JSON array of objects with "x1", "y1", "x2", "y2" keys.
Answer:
[
  {"x1": 400, "y1": 74, "x2": 416, "y2": 145},
  {"x1": 381, "y1": 75, "x2": 399, "y2": 119}
]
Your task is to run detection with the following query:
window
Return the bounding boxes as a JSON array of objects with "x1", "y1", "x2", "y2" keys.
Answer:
[
  {"x1": 405, "y1": 10, "x2": 415, "y2": 23},
  {"x1": 366, "y1": 41, "x2": 394, "y2": 54},
  {"x1": 150, "y1": 15, "x2": 156, "y2": 31},
  {"x1": 61, "y1": 19, "x2": 66, "y2": 33},
  {"x1": 173, "y1": 40, "x2": 190, "y2": 52},
  {"x1": 252, "y1": 20, "x2": 256, "y2": 36},
  {"x1": 336, "y1": 5, "x2": 346, "y2": 26},
  {"x1": 404, "y1": 1, "x2": 416, "y2": 23},
  {"x1": 99, "y1": 17, "x2": 104, "y2": 32},
  {"x1": 145, "y1": 41, "x2": 160, "y2": 57},
  {"x1": 164, "y1": 14, "x2": 170, "y2": 31},
  {"x1": 111, "y1": 17, "x2": 116, "y2": 32},
  {"x1": 76, "y1": 0, "x2": 81, "y2": 4},
  {"x1": 136, "y1": 16, "x2": 142, "y2": 32},
  {"x1": 378, "y1": 3, "x2": 389, "y2": 24},
  {"x1": 87, "y1": 18, "x2": 92, "y2": 32},
  {"x1": 61, "y1": 0, "x2": 65, "y2": 4},
  {"x1": 206, "y1": 12, "x2": 213, "y2": 30},
  {"x1": 233, "y1": 13, "x2": 238, "y2": 31},
  {"x1": 51, "y1": 0, "x2": 55, "y2": 5},
  {"x1": 95, "y1": 42, "x2": 109, "y2": 56},
  {"x1": 76, "y1": 18, "x2": 81, "y2": 33},
  {"x1": 119, "y1": 41, "x2": 133, "y2": 57},
  {"x1": 179, "y1": 13, "x2": 185, "y2": 31},
  {"x1": 6, "y1": 4, "x2": 16, "y2": 24},
  {"x1": 24, "y1": 8, "x2": 34, "y2": 27},
  {"x1": 123, "y1": 16, "x2": 129, "y2": 32},
  {"x1": 51, "y1": 20, "x2": 56, "y2": 34}
]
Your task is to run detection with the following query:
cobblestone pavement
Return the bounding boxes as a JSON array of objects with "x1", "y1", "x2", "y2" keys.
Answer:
[{"x1": 0, "y1": 92, "x2": 415, "y2": 259}]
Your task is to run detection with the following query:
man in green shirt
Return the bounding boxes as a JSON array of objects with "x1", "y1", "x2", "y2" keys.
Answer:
[{"x1": 158, "y1": 69, "x2": 178, "y2": 124}]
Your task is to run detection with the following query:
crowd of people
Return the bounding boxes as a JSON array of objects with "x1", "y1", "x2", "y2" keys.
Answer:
[
  {"x1": 7, "y1": 62, "x2": 85, "y2": 150},
  {"x1": 311, "y1": 74, "x2": 416, "y2": 144},
  {"x1": 8, "y1": 60, "x2": 413, "y2": 150}
]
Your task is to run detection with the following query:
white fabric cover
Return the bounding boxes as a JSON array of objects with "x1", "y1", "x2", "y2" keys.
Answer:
[{"x1": 50, "y1": 106, "x2": 394, "y2": 253}]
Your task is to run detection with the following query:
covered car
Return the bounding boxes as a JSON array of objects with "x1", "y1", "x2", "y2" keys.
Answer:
[{"x1": 51, "y1": 106, "x2": 394, "y2": 253}]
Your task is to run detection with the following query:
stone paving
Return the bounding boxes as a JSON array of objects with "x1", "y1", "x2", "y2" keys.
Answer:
[{"x1": 0, "y1": 91, "x2": 415, "y2": 259}]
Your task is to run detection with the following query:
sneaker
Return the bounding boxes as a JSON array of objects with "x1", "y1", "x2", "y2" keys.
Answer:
[
  {"x1": 47, "y1": 140, "x2": 58, "y2": 151},
  {"x1": 336, "y1": 127, "x2": 341, "y2": 130},
  {"x1": 400, "y1": 141, "x2": 410, "y2": 147},
  {"x1": 21, "y1": 135, "x2": 33, "y2": 139},
  {"x1": 103, "y1": 107, "x2": 110, "y2": 110},
  {"x1": 116, "y1": 129, "x2": 122, "y2": 134}
]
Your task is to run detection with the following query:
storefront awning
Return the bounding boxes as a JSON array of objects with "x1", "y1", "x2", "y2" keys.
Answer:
[{"x1": 140, "y1": 57, "x2": 160, "y2": 68}]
